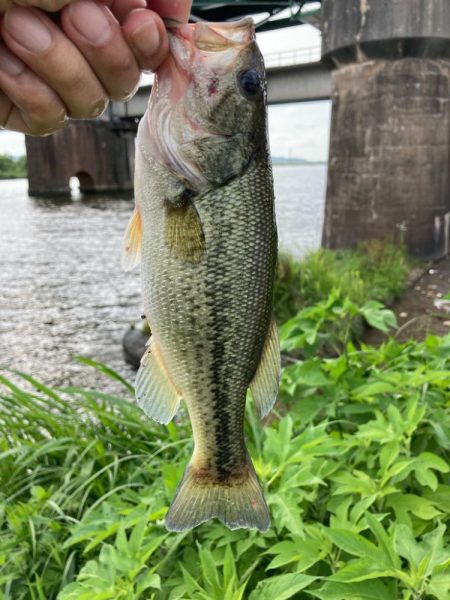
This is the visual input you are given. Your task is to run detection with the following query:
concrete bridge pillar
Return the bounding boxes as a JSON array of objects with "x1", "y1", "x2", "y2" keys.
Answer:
[
  {"x1": 25, "y1": 120, "x2": 137, "y2": 196},
  {"x1": 321, "y1": 0, "x2": 450, "y2": 259}
]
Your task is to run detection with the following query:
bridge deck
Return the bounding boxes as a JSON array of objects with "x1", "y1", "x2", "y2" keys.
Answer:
[{"x1": 110, "y1": 61, "x2": 331, "y2": 120}]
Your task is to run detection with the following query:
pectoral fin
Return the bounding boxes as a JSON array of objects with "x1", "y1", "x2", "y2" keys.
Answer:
[
  {"x1": 135, "y1": 339, "x2": 182, "y2": 424},
  {"x1": 250, "y1": 317, "x2": 281, "y2": 418},
  {"x1": 121, "y1": 206, "x2": 142, "y2": 271},
  {"x1": 165, "y1": 193, "x2": 205, "y2": 263}
]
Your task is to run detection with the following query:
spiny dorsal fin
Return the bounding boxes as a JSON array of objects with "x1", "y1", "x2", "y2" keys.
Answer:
[
  {"x1": 121, "y1": 206, "x2": 142, "y2": 271},
  {"x1": 250, "y1": 316, "x2": 281, "y2": 419},
  {"x1": 164, "y1": 192, "x2": 205, "y2": 263},
  {"x1": 135, "y1": 339, "x2": 182, "y2": 424}
]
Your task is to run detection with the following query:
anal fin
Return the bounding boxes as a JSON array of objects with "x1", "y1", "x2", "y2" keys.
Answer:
[
  {"x1": 250, "y1": 316, "x2": 281, "y2": 418},
  {"x1": 135, "y1": 340, "x2": 181, "y2": 425}
]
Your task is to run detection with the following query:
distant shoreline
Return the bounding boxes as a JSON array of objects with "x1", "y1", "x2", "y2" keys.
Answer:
[{"x1": 0, "y1": 154, "x2": 27, "y2": 179}]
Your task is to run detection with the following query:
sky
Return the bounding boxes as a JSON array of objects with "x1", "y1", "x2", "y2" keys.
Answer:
[
  {"x1": 0, "y1": 20, "x2": 331, "y2": 162},
  {"x1": 258, "y1": 21, "x2": 331, "y2": 162}
]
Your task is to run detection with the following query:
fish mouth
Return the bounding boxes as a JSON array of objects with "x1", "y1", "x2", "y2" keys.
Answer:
[
  {"x1": 174, "y1": 17, "x2": 255, "y2": 52},
  {"x1": 155, "y1": 18, "x2": 255, "y2": 106},
  {"x1": 166, "y1": 17, "x2": 256, "y2": 88},
  {"x1": 169, "y1": 17, "x2": 253, "y2": 46}
]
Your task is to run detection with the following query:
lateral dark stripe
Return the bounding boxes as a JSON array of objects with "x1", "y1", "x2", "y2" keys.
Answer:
[{"x1": 208, "y1": 204, "x2": 234, "y2": 481}]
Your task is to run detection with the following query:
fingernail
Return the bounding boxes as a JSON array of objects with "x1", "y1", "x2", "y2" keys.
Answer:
[
  {"x1": 4, "y1": 6, "x2": 52, "y2": 53},
  {"x1": 0, "y1": 43, "x2": 25, "y2": 75},
  {"x1": 69, "y1": 0, "x2": 112, "y2": 46},
  {"x1": 130, "y1": 17, "x2": 161, "y2": 56}
]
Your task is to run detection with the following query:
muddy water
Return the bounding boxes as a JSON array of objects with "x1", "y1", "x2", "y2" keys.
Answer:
[{"x1": 0, "y1": 165, "x2": 326, "y2": 392}]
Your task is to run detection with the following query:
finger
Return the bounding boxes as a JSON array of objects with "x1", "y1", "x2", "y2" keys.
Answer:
[
  {"x1": 147, "y1": 0, "x2": 192, "y2": 24},
  {"x1": 109, "y1": 0, "x2": 145, "y2": 24},
  {"x1": 0, "y1": 90, "x2": 13, "y2": 126},
  {"x1": 61, "y1": 0, "x2": 141, "y2": 101},
  {"x1": 2, "y1": 5, "x2": 108, "y2": 118},
  {"x1": 122, "y1": 8, "x2": 168, "y2": 72},
  {"x1": 0, "y1": 90, "x2": 35, "y2": 136},
  {"x1": 0, "y1": 42, "x2": 67, "y2": 134},
  {"x1": 11, "y1": 0, "x2": 71, "y2": 12}
]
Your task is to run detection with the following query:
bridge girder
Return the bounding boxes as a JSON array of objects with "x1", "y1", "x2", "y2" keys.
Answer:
[{"x1": 191, "y1": 0, "x2": 321, "y2": 32}]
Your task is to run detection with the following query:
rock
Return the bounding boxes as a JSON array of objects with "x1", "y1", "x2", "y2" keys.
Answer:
[
  {"x1": 123, "y1": 320, "x2": 150, "y2": 369},
  {"x1": 433, "y1": 299, "x2": 450, "y2": 313}
]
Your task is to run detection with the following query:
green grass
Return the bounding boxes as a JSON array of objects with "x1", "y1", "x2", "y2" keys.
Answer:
[
  {"x1": 1, "y1": 290, "x2": 449, "y2": 599},
  {"x1": 274, "y1": 241, "x2": 411, "y2": 324}
]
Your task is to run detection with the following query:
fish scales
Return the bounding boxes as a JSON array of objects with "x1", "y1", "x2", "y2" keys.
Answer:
[
  {"x1": 122, "y1": 17, "x2": 281, "y2": 532},
  {"x1": 139, "y1": 152, "x2": 276, "y2": 477}
]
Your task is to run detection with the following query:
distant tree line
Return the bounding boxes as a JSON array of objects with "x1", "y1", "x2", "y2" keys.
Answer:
[{"x1": 0, "y1": 154, "x2": 27, "y2": 179}]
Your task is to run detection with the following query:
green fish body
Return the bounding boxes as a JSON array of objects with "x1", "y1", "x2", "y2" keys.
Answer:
[{"x1": 122, "y1": 18, "x2": 280, "y2": 532}]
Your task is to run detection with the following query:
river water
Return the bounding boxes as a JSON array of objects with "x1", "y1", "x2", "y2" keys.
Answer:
[{"x1": 0, "y1": 165, "x2": 326, "y2": 391}]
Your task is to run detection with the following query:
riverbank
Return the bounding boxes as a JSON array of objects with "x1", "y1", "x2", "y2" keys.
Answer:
[
  {"x1": 275, "y1": 243, "x2": 450, "y2": 347},
  {"x1": 364, "y1": 254, "x2": 450, "y2": 344}
]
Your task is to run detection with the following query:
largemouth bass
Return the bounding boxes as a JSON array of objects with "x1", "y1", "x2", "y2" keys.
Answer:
[{"x1": 122, "y1": 17, "x2": 280, "y2": 532}]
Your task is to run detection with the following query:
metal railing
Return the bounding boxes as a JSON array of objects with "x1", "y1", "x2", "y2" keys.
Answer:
[{"x1": 264, "y1": 45, "x2": 321, "y2": 67}]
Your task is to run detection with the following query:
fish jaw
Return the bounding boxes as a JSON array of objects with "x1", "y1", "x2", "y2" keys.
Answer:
[
  {"x1": 168, "y1": 17, "x2": 255, "y2": 77},
  {"x1": 150, "y1": 17, "x2": 256, "y2": 119}
]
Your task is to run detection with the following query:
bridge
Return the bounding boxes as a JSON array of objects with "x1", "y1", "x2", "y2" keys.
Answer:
[
  {"x1": 26, "y1": 0, "x2": 450, "y2": 260},
  {"x1": 189, "y1": 1, "x2": 322, "y2": 32}
]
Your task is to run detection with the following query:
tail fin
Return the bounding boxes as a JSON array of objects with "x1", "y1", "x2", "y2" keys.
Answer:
[{"x1": 165, "y1": 457, "x2": 270, "y2": 532}]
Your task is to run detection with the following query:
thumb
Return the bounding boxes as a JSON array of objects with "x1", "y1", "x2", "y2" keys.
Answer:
[{"x1": 123, "y1": 8, "x2": 169, "y2": 72}]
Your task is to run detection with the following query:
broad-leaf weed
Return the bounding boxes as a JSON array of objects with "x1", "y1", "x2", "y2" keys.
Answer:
[{"x1": 1, "y1": 292, "x2": 448, "y2": 599}]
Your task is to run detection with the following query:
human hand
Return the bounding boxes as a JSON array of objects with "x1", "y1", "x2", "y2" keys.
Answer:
[{"x1": 0, "y1": 0, "x2": 192, "y2": 135}]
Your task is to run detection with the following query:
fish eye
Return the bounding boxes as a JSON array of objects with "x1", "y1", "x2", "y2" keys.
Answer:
[{"x1": 238, "y1": 69, "x2": 262, "y2": 100}]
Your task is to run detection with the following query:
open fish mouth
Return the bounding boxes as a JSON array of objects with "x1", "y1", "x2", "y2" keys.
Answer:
[
  {"x1": 175, "y1": 17, "x2": 255, "y2": 51},
  {"x1": 160, "y1": 17, "x2": 256, "y2": 102}
]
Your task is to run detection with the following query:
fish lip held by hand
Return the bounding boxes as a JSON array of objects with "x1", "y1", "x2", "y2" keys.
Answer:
[{"x1": 122, "y1": 16, "x2": 280, "y2": 532}]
